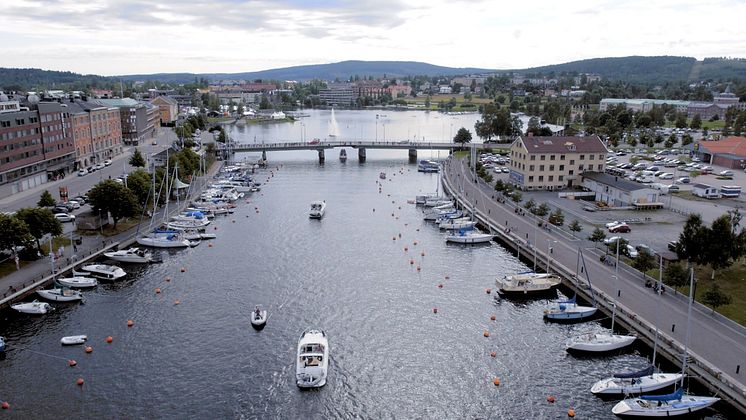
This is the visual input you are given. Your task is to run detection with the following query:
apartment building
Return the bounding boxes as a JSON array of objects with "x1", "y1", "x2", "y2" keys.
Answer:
[
  {"x1": 508, "y1": 135, "x2": 608, "y2": 190},
  {"x1": 94, "y1": 98, "x2": 157, "y2": 145},
  {"x1": 66, "y1": 101, "x2": 123, "y2": 169},
  {"x1": 151, "y1": 95, "x2": 179, "y2": 124}
]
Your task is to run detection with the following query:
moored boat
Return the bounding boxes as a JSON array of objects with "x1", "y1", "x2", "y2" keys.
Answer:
[
  {"x1": 0, "y1": 336, "x2": 5, "y2": 353},
  {"x1": 11, "y1": 300, "x2": 53, "y2": 314},
  {"x1": 251, "y1": 306, "x2": 268, "y2": 329},
  {"x1": 80, "y1": 264, "x2": 126, "y2": 281},
  {"x1": 591, "y1": 366, "x2": 683, "y2": 395},
  {"x1": 104, "y1": 247, "x2": 152, "y2": 264},
  {"x1": 309, "y1": 201, "x2": 326, "y2": 219},
  {"x1": 57, "y1": 276, "x2": 98, "y2": 288},
  {"x1": 37, "y1": 288, "x2": 84, "y2": 302},
  {"x1": 296, "y1": 329, "x2": 329, "y2": 388},
  {"x1": 611, "y1": 388, "x2": 719, "y2": 417},
  {"x1": 445, "y1": 229, "x2": 493, "y2": 244},
  {"x1": 566, "y1": 332, "x2": 636, "y2": 353},
  {"x1": 61, "y1": 335, "x2": 88, "y2": 346},
  {"x1": 137, "y1": 231, "x2": 191, "y2": 248},
  {"x1": 544, "y1": 295, "x2": 597, "y2": 322},
  {"x1": 496, "y1": 272, "x2": 561, "y2": 296}
]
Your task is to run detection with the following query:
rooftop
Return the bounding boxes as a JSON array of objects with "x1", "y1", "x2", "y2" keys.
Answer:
[
  {"x1": 94, "y1": 98, "x2": 140, "y2": 107},
  {"x1": 516, "y1": 135, "x2": 607, "y2": 154},
  {"x1": 698, "y1": 136, "x2": 746, "y2": 158},
  {"x1": 582, "y1": 172, "x2": 650, "y2": 192}
]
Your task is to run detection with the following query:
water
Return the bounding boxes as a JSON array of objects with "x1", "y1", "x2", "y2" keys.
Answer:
[{"x1": 0, "y1": 110, "x2": 730, "y2": 418}]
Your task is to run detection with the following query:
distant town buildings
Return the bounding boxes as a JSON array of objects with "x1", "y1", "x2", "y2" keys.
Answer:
[
  {"x1": 150, "y1": 95, "x2": 179, "y2": 124},
  {"x1": 318, "y1": 83, "x2": 357, "y2": 106},
  {"x1": 66, "y1": 100, "x2": 123, "y2": 170},
  {"x1": 508, "y1": 135, "x2": 608, "y2": 190},
  {"x1": 696, "y1": 136, "x2": 746, "y2": 169},
  {"x1": 600, "y1": 86, "x2": 745, "y2": 120},
  {"x1": 93, "y1": 98, "x2": 158, "y2": 145}
]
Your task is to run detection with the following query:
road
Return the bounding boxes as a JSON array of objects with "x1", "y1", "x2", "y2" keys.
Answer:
[{"x1": 445, "y1": 158, "x2": 746, "y2": 395}]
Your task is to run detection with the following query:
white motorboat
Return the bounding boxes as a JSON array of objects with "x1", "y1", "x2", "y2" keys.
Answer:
[
  {"x1": 339, "y1": 149, "x2": 347, "y2": 162},
  {"x1": 80, "y1": 264, "x2": 126, "y2": 281},
  {"x1": 544, "y1": 295, "x2": 597, "y2": 321},
  {"x1": 251, "y1": 306, "x2": 268, "y2": 329},
  {"x1": 445, "y1": 229, "x2": 493, "y2": 244},
  {"x1": 612, "y1": 388, "x2": 719, "y2": 417},
  {"x1": 57, "y1": 276, "x2": 98, "y2": 288},
  {"x1": 496, "y1": 272, "x2": 562, "y2": 296},
  {"x1": 424, "y1": 198, "x2": 452, "y2": 207},
  {"x1": 37, "y1": 288, "x2": 84, "y2": 302},
  {"x1": 60, "y1": 335, "x2": 87, "y2": 346},
  {"x1": 415, "y1": 194, "x2": 439, "y2": 204},
  {"x1": 309, "y1": 201, "x2": 326, "y2": 219},
  {"x1": 166, "y1": 217, "x2": 210, "y2": 230},
  {"x1": 566, "y1": 332, "x2": 636, "y2": 352},
  {"x1": 137, "y1": 233, "x2": 191, "y2": 248},
  {"x1": 104, "y1": 247, "x2": 152, "y2": 264},
  {"x1": 439, "y1": 219, "x2": 476, "y2": 230},
  {"x1": 296, "y1": 329, "x2": 329, "y2": 388},
  {"x1": 423, "y1": 208, "x2": 457, "y2": 221},
  {"x1": 11, "y1": 300, "x2": 53, "y2": 314},
  {"x1": 591, "y1": 366, "x2": 683, "y2": 395}
]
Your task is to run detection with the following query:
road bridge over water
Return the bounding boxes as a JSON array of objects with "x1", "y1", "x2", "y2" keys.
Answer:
[{"x1": 218, "y1": 140, "x2": 511, "y2": 162}]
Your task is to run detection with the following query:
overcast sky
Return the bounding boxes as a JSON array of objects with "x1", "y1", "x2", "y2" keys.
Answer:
[{"x1": 1, "y1": 0, "x2": 744, "y2": 76}]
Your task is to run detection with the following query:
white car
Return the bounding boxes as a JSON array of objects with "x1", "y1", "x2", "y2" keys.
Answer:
[
  {"x1": 104, "y1": 159, "x2": 112, "y2": 166},
  {"x1": 54, "y1": 213, "x2": 76, "y2": 223},
  {"x1": 95, "y1": 163, "x2": 105, "y2": 170},
  {"x1": 605, "y1": 221, "x2": 622, "y2": 229},
  {"x1": 659, "y1": 173, "x2": 674, "y2": 180},
  {"x1": 67, "y1": 200, "x2": 80, "y2": 209},
  {"x1": 604, "y1": 236, "x2": 622, "y2": 245},
  {"x1": 625, "y1": 245, "x2": 639, "y2": 258},
  {"x1": 719, "y1": 170, "x2": 734, "y2": 177},
  {"x1": 77, "y1": 169, "x2": 88, "y2": 176}
]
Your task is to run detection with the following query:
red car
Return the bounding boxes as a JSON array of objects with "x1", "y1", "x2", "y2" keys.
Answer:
[
  {"x1": 609, "y1": 223, "x2": 631, "y2": 233},
  {"x1": 308, "y1": 138, "x2": 320, "y2": 145}
]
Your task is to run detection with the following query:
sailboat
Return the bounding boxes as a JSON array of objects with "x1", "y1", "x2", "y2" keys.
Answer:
[
  {"x1": 566, "y1": 239, "x2": 635, "y2": 352},
  {"x1": 445, "y1": 146, "x2": 492, "y2": 244},
  {"x1": 611, "y1": 269, "x2": 720, "y2": 416},
  {"x1": 592, "y1": 253, "x2": 682, "y2": 395},
  {"x1": 545, "y1": 250, "x2": 597, "y2": 322}
]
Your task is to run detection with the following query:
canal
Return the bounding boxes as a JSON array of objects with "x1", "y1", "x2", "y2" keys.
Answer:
[{"x1": 0, "y1": 110, "x2": 730, "y2": 418}]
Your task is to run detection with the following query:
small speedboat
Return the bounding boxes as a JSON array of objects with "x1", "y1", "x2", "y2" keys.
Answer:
[
  {"x1": 60, "y1": 335, "x2": 88, "y2": 346},
  {"x1": 445, "y1": 229, "x2": 493, "y2": 244},
  {"x1": 37, "y1": 288, "x2": 84, "y2": 302},
  {"x1": 11, "y1": 300, "x2": 53, "y2": 315},
  {"x1": 80, "y1": 264, "x2": 126, "y2": 281},
  {"x1": 543, "y1": 295, "x2": 597, "y2": 322},
  {"x1": 309, "y1": 200, "x2": 326, "y2": 219},
  {"x1": 612, "y1": 388, "x2": 719, "y2": 417},
  {"x1": 379, "y1": 172, "x2": 386, "y2": 180},
  {"x1": 103, "y1": 247, "x2": 152, "y2": 263},
  {"x1": 496, "y1": 272, "x2": 562, "y2": 296},
  {"x1": 56, "y1": 276, "x2": 98, "y2": 289},
  {"x1": 251, "y1": 307, "x2": 268, "y2": 329},
  {"x1": 591, "y1": 366, "x2": 683, "y2": 395},
  {"x1": 296, "y1": 329, "x2": 329, "y2": 388}
]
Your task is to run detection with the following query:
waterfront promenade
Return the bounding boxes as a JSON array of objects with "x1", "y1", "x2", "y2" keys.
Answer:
[{"x1": 444, "y1": 157, "x2": 746, "y2": 411}]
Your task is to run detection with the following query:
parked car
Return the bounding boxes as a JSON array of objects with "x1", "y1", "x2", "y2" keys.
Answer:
[
  {"x1": 104, "y1": 159, "x2": 112, "y2": 166},
  {"x1": 625, "y1": 245, "x2": 639, "y2": 258},
  {"x1": 659, "y1": 173, "x2": 674, "y2": 180},
  {"x1": 67, "y1": 200, "x2": 80, "y2": 209},
  {"x1": 668, "y1": 240, "x2": 679, "y2": 251},
  {"x1": 152, "y1": 139, "x2": 158, "y2": 145},
  {"x1": 676, "y1": 177, "x2": 691, "y2": 184},
  {"x1": 54, "y1": 213, "x2": 76, "y2": 223},
  {"x1": 72, "y1": 196, "x2": 86, "y2": 205},
  {"x1": 77, "y1": 169, "x2": 88, "y2": 177},
  {"x1": 609, "y1": 223, "x2": 631, "y2": 233},
  {"x1": 52, "y1": 205, "x2": 69, "y2": 214},
  {"x1": 95, "y1": 163, "x2": 105, "y2": 170},
  {"x1": 582, "y1": 205, "x2": 597, "y2": 212},
  {"x1": 604, "y1": 236, "x2": 622, "y2": 245},
  {"x1": 636, "y1": 244, "x2": 653, "y2": 254},
  {"x1": 719, "y1": 170, "x2": 734, "y2": 177},
  {"x1": 308, "y1": 138, "x2": 320, "y2": 145},
  {"x1": 666, "y1": 185, "x2": 680, "y2": 193},
  {"x1": 86, "y1": 166, "x2": 96, "y2": 173},
  {"x1": 605, "y1": 221, "x2": 622, "y2": 229}
]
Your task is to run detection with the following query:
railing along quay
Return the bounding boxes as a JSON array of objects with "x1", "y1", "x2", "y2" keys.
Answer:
[{"x1": 440, "y1": 158, "x2": 746, "y2": 414}]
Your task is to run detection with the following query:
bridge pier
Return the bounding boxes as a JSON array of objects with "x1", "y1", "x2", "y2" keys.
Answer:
[
  {"x1": 408, "y1": 148, "x2": 417, "y2": 163},
  {"x1": 318, "y1": 149, "x2": 325, "y2": 163},
  {"x1": 358, "y1": 147, "x2": 366, "y2": 162}
]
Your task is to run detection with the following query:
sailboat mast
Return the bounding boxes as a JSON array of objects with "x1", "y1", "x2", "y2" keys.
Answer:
[
  {"x1": 611, "y1": 237, "x2": 621, "y2": 332},
  {"x1": 652, "y1": 253, "x2": 663, "y2": 367},
  {"x1": 681, "y1": 268, "x2": 695, "y2": 387}
]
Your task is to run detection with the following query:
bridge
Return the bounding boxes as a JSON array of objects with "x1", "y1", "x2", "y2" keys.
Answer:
[{"x1": 217, "y1": 140, "x2": 511, "y2": 162}]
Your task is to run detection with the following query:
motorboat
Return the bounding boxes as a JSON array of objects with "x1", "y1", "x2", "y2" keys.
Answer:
[
  {"x1": 496, "y1": 272, "x2": 562, "y2": 296},
  {"x1": 309, "y1": 201, "x2": 326, "y2": 219},
  {"x1": 57, "y1": 276, "x2": 98, "y2": 288},
  {"x1": 415, "y1": 194, "x2": 439, "y2": 204},
  {"x1": 80, "y1": 264, "x2": 126, "y2": 281},
  {"x1": 439, "y1": 218, "x2": 476, "y2": 230},
  {"x1": 566, "y1": 332, "x2": 636, "y2": 353},
  {"x1": 591, "y1": 366, "x2": 683, "y2": 395},
  {"x1": 104, "y1": 247, "x2": 153, "y2": 264},
  {"x1": 379, "y1": 172, "x2": 386, "y2": 180},
  {"x1": 137, "y1": 231, "x2": 192, "y2": 248},
  {"x1": 339, "y1": 149, "x2": 347, "y2": 162},
  {"x1": 433, "y1": 210, "x2": 464, "y2": 222},
  {"x1": 544, "y1": 295, "x2": 597, "y2": 322},
  {"x1": 167, "y1": 212, "x2": 211, "y2": 230},
  {"x1": 612, "y1": 388, "x2": 719, "y2": 417},
  {"x1": 296, "y1": 329, "x2": 329, "y2": 388},
  {"x1": 61, "y1": 335, "x2": 88, "y2": 346},
  {"x1": 445, "y1": 229, "x2": 493, "y2": 244},
  {"x1": 0, "y1": 336, "x2": 5, "y2": 353},
  {"x1": 37, "y1": 288, "x2": 84, "y2": 302},
  {"x1": 418, "y1": 160, "x2": 439, "y2": 172},
  {"x1": 11, "y1": 300, "x2": 53, "y2": 315},
  {"x1": 423, "y1": 208, "x2": 457, "y2": 221},
  {"x1": 251, "y1": 306, "x2": 268, "y2": 329},
  {"x1": 423, "y1": 198, "x2": 452, "y2": 207}
]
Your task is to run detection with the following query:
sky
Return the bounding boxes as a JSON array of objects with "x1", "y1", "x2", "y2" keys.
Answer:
[{"x1": 0, "y1": 0, "x2": 744, "y2": 76}]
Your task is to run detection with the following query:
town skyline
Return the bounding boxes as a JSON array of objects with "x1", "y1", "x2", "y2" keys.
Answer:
[{"x1": 1, "y1": 0, "x2": 745, "y2": 76}]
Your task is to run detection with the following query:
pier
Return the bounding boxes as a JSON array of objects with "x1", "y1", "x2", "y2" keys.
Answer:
[{"x1": 442, "y1": 157, "x2": 746, "y2": 414}]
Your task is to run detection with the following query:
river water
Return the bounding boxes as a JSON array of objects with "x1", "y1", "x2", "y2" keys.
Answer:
[{"x1": 0, "y1": 110, "x2": 729, "y2": 418}]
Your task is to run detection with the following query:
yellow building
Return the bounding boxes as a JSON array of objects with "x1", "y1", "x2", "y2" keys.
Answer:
[
  {"x1": 150, "y1": 96, "x2": 179, "y2": 124},
  {"x1": 508, "y1": 135, "x2": 608, "y2": 190}
]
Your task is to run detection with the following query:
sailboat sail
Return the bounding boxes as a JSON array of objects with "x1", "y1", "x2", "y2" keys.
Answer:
[{"x1": 613, "y1": 365, "x2": 654, "y2": 379}]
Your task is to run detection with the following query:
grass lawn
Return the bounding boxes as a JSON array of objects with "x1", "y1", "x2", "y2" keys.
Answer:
[
  {"x1": 206, "y1": 117, "x2": 234, "y2": 124},
  {"x1": 40, "y1": 237, "x2": 72, "y2": 254},
  {"x1": 0, "y1": 259, "x2": 31, "y2": 278},
  {"x1": 76, "y1": 218, "x2": 141, "y2": 237}
]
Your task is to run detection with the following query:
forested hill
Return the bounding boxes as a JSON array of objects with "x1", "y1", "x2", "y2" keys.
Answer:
[
  {"x1": 0, "y1": 68, "x2": 109, "y2": 91},
  {"x1": 515, "y1": 56, "x2": 746, "y2": 83}
]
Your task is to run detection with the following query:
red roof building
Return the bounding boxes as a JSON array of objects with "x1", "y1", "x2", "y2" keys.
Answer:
[{"x1": 697, "y1": 136, "x2": 746, "y2": 169}]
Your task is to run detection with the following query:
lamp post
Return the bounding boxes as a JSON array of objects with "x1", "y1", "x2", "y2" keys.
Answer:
[{"x1": 547, "y1": 239, "x2": 557, "y2": 274}]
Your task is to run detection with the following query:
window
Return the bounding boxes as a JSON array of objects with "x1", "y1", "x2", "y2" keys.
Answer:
[
  {"x1": 559, "y1": 165, "x2": 565, "y2": 171},
  {"x1": 538, "y1": 175, "x2": 544, "y2": 181},
  {"x1": 579, "y1": 154, "x2": 585, "y2": 160},
  {"x1": 588, "y1": 164, "x2": 593, "y2": 171},
  {"x1": 539, "y1": 165, "x2": 545, "y2": 171},
  {"x1": 530, "y1": 155, "x2": 536, "y2": 161},
  {"x1": 598, "y1": 154, "x2": 604, "y2": 160},
  {"x1": 559, "y1": 175, "x2": 564, "y2": 181},
  {"x1": 548, "y1": 176, "x2": 553, "y2": 181},
  {"x1": 540, "y1": 155, "x2": 546, "y2": 161},
  {"x1": 569, "y1": 170, "x2": 574, "y2": 175},
  {"x1": 549, "y1": 165, "x2": 555, "y2": 171},
  {"x1": 529, "y1": 165, "x2": 535, "y2": 171},
  {"x1": 570, "y1": 159, "x2": 575, "y2": 165},
  {"x1": 528, "y1": 176, "x2": 534, "y2": 182},
  {"x1": 579, "y1": 164, "x2": 584, "y2": 170},
  {"x1": 550, "y1": 155, "x2": 556, "y2": 160},
  {"x1": 560, "y1": 155, "x2": 565, "y2": 160}
]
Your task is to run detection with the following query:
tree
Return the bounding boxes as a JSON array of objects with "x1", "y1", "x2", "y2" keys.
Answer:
[
  {"x1": 535, "y1": 203, "x2": 550, "y2": 218},
  {"x1": 690, "y1": 114, "x2": 702, "y2": 129},
  {"x1": 523, "y1": 198, "x2": 536, "y2": 212},
  {"x1": 494, "y1": 179, "x2": 506, "y2": 192},
  {"x1": 453, "y1": 127, "x2": 472, "y2": 146},
  {"x1": 607, "y1": 237, "x2": 629, "y2": 256},
  {"x1": 548, "y1": 208, "x2": 564, "y2": 226},
  {"x1": 569, "y1": 219, "x2": 583, "y2": 237},
  {"x1": 510, "y1": 191, "x2": 522, "y2": 203},
  {"x1": 701, "y1": 283, "x2": 732, "y2": 313},
  {"x1": 37, "y1": 190, "x2": 56, "y2": 207},
  {"x1": 129, "y1": 148, "x2": 146, "y2": 168},
  {"x1": 14, "y1": 207, "x2": 62, "y2": 252},
  {"x1": 588, "y1": 227, "x2": 606, "y2": 248},
  {"x1": 676, "y1": 214, "x2": 708, "y2": 266},
  {"x1": 705, "y1": 213, "x2": 746, "y2": 281},
  {"x1": 681, "y1": 134, "x2": 693, "y2": 146},
  {"x1": 632, "y1": 249, "x2": 656, "y2": 279},
  {"x1": 88, "y1": 180, "x2": 139, "y2": 228},
  {"x1": 0, "y1": 213, "x2": 33, "y2": 255},
  {"x1": 674, "y1": 112, "x2": 688, "y2": 129},
  {"x1": 664, "y1": 263, "x2": 688, "y2": 291},
  {"x1": 126, "y1": 169, "x2": 153, "y2": 206}
]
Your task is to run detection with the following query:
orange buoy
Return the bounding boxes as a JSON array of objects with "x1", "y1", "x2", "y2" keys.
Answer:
[
  {"x1": 398, "y1": 206, "x2": 401, "y2": 210},
  {"x1": 490, "y1": 315, "x2": 496, "y2": 321},
  {"x1": 433, "y1": 308, "x2": 438, "y2": 314},
  {"x1": 483, "y1": 331, "x2": 490, "y2": 337},
  {"x1": 76, "y1": 378, "x2": 84, "y2": 386},
  {"x1": 438, "y1": 284, "x2": 443, "y2": 288},
  {"x1": 127, "y1": 320, "x2": 134, "y2": 327},
  {"x1": 214, "y1": 226, "x2": 218, "y2": 230},
  {"x1": 165, "y1": 277, "x2": 171, "y2": 282},
  {"x1": 180, "y1": 267, "x2": 186, "y2": 273},
  {"x1": 404, "y1": 247, "x2": 408, "y2": 252},
  {"x1": 492, "y1": 378, "x2": 501, "y2": 386},
  {"x1": 416, "y1": 228, "x2": 420, "y2": 232},
  {"x1": 416, "y1": 266, "x2": 421, "y2": 271},
  {"x1": 68, "y1": 359, "x2": 77, "y2": 367},
  {"x1": 208, "y1": 243, "x2": 213, "y2": 248},
  {"x1": 84, "y1": 346, "x2": 93, "y2": 354},
  {"x1": 413, "y1": 241, "x2": 418, "y2": 246},
  {"x1": 547, "y1": 396, "x2": 556, "y2": 403},
  {"x1": 490, "y1": 351, "x2": 497, "y2": 358},
  {"x1": 485, "y1": 288, "x2": 492, "y2": 294},
  {"x1": 445, "y1": 276, "x2": 450, "y2": 280},
  {"x1": 1, "y1": 402, "x2": 9, "y2": 409},
  {"x1": 567, "y1": 408, "x2": 575, "y2": 417},
  {"x1": 174, "y1": 299, "x2": 181, "y2": 305},
  {"x1": 155, "y1": 288, "x2": 161, "y2": 294},
  {"x1": 421, "y1": 251, "x2": 425, "y2": 257},
  {"x1": 391, "y1": 213, "x2": 394, "y2": 217},
  {"x1": 105, "y1": 336, "x2": 113, "y2": 343}
]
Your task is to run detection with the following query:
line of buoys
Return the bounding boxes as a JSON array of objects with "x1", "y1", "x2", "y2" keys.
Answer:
[
  {"x1": 105, "y1": 336, "x2": 113, "y2": 343},
  {"x1": 547, "y1": 395, "x2": 556, "y2": 403},
  {"x1": 483, "y1": 331, "x2": 490, "y2": 337},
  {"x1": 84, "y1": 346, "x2": 93, "y2": 354},
  {"x1": 492, "y1": 378, "x2": 501, "y2": 386},
  {"x1": 567, "y1": 407, "x2": 575, "y2": 417},
  {"x1": 76, "y1": 378, "x2": 84, "y2": 386},
  {"x1": 127, "y1": 320, "x2": 134, "y2": 327},
  {"x1": 68, "y1": 359, "x2": 77, "y2": 367}
]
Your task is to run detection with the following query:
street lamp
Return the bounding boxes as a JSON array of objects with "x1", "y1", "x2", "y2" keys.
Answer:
[{"x1": 547, "y1": 239, "x2": 557, "y2": 274}]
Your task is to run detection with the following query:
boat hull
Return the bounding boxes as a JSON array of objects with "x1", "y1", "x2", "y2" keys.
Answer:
[
  {"x1": 11, "y1": 302, "x2": 52, "y2": 314},
  {"x1": 592, "y1": 373, "x2": 684, "y2": 395},
  {"x1": 137, "y1": 237, "x2": 190, "y2": 248},
  {"x1": 544, "y1": 306, "x2": 598, "y2": 322},
  {"x1": 37, "y1": 289, "x2": 83, "y2": 302},
  {"x1": 56, "y1": 277, "x2": 98, "y2": 288},
  {"x1": 445, "y1": 234, "x2": 493, "y2": 244},
  {"x1": 566, "y1": 333, "x2": 636, "y2": 353},
  {"x1": 61, "y1": 335, "x2": 88, "y2": 346},
  {"x1": 611, "y1": 395, "x2": 719, "y2": 416},
  {"x1": 251, "y1": 310, "x2": 268, "y2": 329}
]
